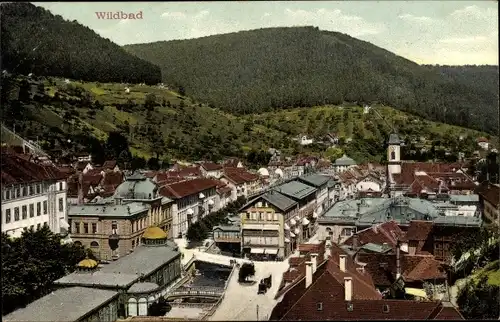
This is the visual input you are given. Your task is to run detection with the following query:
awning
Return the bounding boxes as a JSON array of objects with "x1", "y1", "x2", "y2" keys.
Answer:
[
  {"x1": 294, "y1": 228, "x2": 300, "y2": 235},
  {"x1": 405, "y1": 288, "x2": 428, "y2": 298},
  {"x1": 59, "y1": 218, "x2": 70, "y2": 229},
  {"x1": 290, "y1": 219, "x2": 296, "y2": 226},
  {"x1": 284, "y1": 223, "x2": 290, "y2": 230},
  {"x1": 266, "y1": 249, "x2": 279, "y2": 255},
  {"x1": 251, "y1": 248, "x2": 265, "y2": 254},
  {"x1": 285, "y1": 238, "x2": 290, "y2": 243},
  {"x1": 187, "y1": 208, "x2": 194, "y2": 215},
  {"x1": 290, "y1": 232, "x2": 296, "y2": 238},
  {"x1": 302, "y1": 218, "x2": 310, "y2": 226},
  {"x1": 199, "y1": 192, "x2": 205, "y2": 199}
]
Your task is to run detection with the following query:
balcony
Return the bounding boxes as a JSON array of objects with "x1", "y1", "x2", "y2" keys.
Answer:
[{"x1": 214, "y1": 236, "x2": 241, "y2": 243}]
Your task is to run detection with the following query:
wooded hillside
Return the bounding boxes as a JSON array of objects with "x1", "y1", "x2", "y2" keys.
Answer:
[
  {"x1": 124, "y1": 27, "x2": 499, "y2": 134},
  {"x1": 1, "y1": 2, "x2": 161, "y2": 84}
]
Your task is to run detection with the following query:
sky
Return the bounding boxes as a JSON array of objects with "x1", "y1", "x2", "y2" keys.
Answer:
[{"x1": 34, "y1": 1, "x2": 498, "y2": 65}]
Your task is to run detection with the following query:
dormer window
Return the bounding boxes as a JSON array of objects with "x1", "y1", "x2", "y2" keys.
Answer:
[
  {"x1": 317, "y1": 302, "x2": 323, "y2": 311},
  {"x1": 383, "y1": 304, "x2": 390, "y2": 313}
]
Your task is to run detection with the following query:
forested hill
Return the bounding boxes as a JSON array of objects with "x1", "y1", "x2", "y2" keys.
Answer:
[
  {"x1": 124, "y1": 26, "x2": 499, "y2": 134},
  {"x1": 0, "y1": 2, "x2": 161, "y2": 84}
]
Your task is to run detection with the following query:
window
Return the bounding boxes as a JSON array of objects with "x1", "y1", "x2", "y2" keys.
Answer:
[
  {"x1": 92, "y1": 223, "x2": 97, "y2": 234},
  {"x1": 22, "y1": 186, "x2": 27, "y2": 197},
  {"x1": 74, "y1": 222, "x2": 80, "y2": 234},
  {"x1": 90, "y1": 241, "x2": 99, "y2": 248},
  {"x1": 37, "y1": 202, "x2": 41, "y2": 216},
  {"x1": 37, "y1": 223, "x2": 41, "y2": 230},
  {"x1": 29, "y1": 204, "x2": 34, "y2": 218},
  {"x1": 22, "y1": 205, "x2": 27, "y2": 219},
  {"x1": 246, "y1": 213, "x2": 250, "y2": 219},
  {"x1": 132, "y1": 240, "x2": 135, "y2": 248},
  {"x1": 14, "y1": 207, "x2": 20, "y2": 221},
  {"x1": 5, "y1": 209, "x2": 11, "y2": 223},
  {"x1": 341, "y1": 228, "x2": 355, "y2": 237},
  {"x1": 30, "y1": 225, "x2": 34, "y2": 230},
  {"x1": 29, "y1": 185, "x2": 34, "y2": 195},
  {"x1": 15, "y1": 188, "x2": 20, "y2": 198},
  {"x1": 43, "y1": 222, "x2": 48, "y2": 227},
  {"x1": 383, "y1": 304, "x2": 390, "y2": 313},
  {"x1": 68, "y1": 219, "x2": 72, "y2": 233},
  {"x1": 84, "y1": 223, "x2": 89, "y2": 234},
  {"x1": 43, "y1": 201, "x2": 48, "y2": 214},
  {"x1": 317, "y1": 303, "x2": 323, "y2": 311},
  {"x1": 5, "y1": 189, "x2": 11, "y2": 200},
  {"x1": 111, "y1": 221, "x2": 118, "y2": 234},
  {"x1": 58, "y1": 198, "x2": 64, "y2": 212},
  {"x1": 36, "y1": 184, "x2": 41, "y2": 194},
  {"x1": 59, "y1": 182, "x2": 63, "y2": 191}
]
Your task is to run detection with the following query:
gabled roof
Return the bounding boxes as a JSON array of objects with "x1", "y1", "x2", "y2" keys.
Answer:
[
  {"x1": 273, "y1": 181, "x2": 317, "y2": 201},
  {"x1": 1, "y1": 152, "x2": 66, "y2": 185},
  {"x1": 405, "y1": 220, "x2": 434, "y2": 242},
  {"x1": 243, "y1": 191, "x2": 298, "y2": 213},
  {"x1": 344, "y1": 221, "x2": 404, "y2": 248},
  {"x1": 296, "y1": 174, "x2": 329, "y2": 188},
  {"x1": 201, "y1": 162, "x2": 223, "y2": 171},
  {"x1": 159, "y1": 178, "x2": 218, "y2": 199},
  {"x1": 222, "y1": 168, "x2": 259, "y2": 185}
]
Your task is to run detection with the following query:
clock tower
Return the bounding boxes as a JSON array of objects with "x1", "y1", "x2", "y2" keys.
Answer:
[{"x1": 387, "y1": 133, "x2": 401, "y2": 177}]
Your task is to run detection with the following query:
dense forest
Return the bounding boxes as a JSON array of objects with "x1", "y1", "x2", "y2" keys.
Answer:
[
  {"x1": 124, "y1": 26, "x2": 499, "y2": 135},
  {"x1": 0, "y1": 2, "x2": 161, "y2": 84}
]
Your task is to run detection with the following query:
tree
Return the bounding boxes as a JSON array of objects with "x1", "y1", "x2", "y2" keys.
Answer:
[
  {"x1": 130, "y1": 156, "x2": 147, "y2": 171},
  {"x1": 144, "y1": 93, "x2": 157, "y2": 110},
  {"x1": 186, "y1": 222, "x2": 208, "y2": 243},
  {"x1": 105, "y1": 131, "x2": 129, "y2": 160},
  {"x1": 238, "y1": 263, "x2": 256, "y2": 283},
  {"x1": 457, "y1": 276, "x2": 499, "y2": 320},
  {"x1": 2, "y1": 227, "x2": 88, "y2": 315},
  {"x1": 147, "y1": 157, "x2": 160, "y2": 170},
  {"x1": 148, "y1": 297, "x2": 171, "y2": 316}
]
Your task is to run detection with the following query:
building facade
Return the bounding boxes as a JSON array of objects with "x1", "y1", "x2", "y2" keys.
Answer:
[
  {"x1": 2, "y1": 152, "x2": 69, "y2": 238},
  {"x1": 68, "y1": 173, "x2": 174, "y2": 260}
]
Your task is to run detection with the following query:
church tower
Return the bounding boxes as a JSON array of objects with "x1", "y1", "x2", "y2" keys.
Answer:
[{"x1": 387, "y1": 133, "x2": 401, "y2": 177}]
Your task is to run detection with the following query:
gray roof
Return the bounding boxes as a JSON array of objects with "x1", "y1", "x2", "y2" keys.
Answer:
[
  {"x1": 297, "y1": 174, "x2": 330, "y2": 188},
  {"x1": 319, "y1": 197, "x2": 479, "y2": 227},
  {"x1": 128, "y1": 282, "x2": 159, "y2": 293},
  {"x1": 273, "y1": 181, "x2": 317, "y2": 201},
  {"x1": 334, "y1": 154, "x2": 357, "y2": 166},
  {"x1": 241, "y1": 191, "x2": 298, "y2": 212},
  {"x1": 388, "y1": 133, "x2": 401, "y2": 145},
  {"x1": 360, "y1": 243, "x2": 392, "y2": 253},
  {"x1": 449, "y1": 194, "x2": 479, "y2": 203},
  {"x1": 213, "y1": 225, "x2": 240, "y2": 232},
  {"x1": 114, "y1": 175, "x2": 158, "y2": 200},
  {"x1": 3, "y1": 287, "x2": 119, "y2": 322},
  {"x1": 56, "y1": 242, "x2": 180, "y2": 288},
  {"x1": 433, "y1": 215, "x2": 482, "y2": 227},
  {"x1": 68, "y1": 201, "x2": 150, "y2": 218}
]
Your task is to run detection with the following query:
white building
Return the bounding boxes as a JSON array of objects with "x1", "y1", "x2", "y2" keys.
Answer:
[
  {"x1": 299, "y1": 135, "x2": 313, "y2": 146},
  {"x1": 159, "y1": 178, "x2": 220, "y2": 238},
  {"x1": 1, "y1": 152, "x2": 70, "y2": 238},
  {"x1": 332, "y1": 154, "x2": 357, "y2": 173}
]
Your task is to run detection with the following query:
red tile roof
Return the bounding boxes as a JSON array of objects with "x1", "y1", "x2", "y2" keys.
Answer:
[
  {"x1": 344, "y1": 221, "x2": 404, "y2": 248},
  {"x1": 477, "y1": 183, "x2": 500, "y2": 207},
  {"x1": 222, "y1": 168, "x2": 259, "y2": 185},
  {"x1": 101, "y1": 171, "x2": 124, "y2": 188},
  {"x1": 355, "y1": 253, "x2": 446, "y2": 286},
  {"x1": 159, "y1": 178, "x2": 218, "y2": 199},
  {"x1": 406, "y1": 220, "x2": 434, "y2": 241},
  {"x1": 201, "y1": 162, "x2": 223, "y2": 171},
  {"x1": 1, "y1": 152, "x2": 67, "y2": 185},
  {"x1": 102, "y1": 160, "x2": 117, "y2": 170},
  {"x1": 433, "y1": 304, "x2": 465, "y2": 320}
]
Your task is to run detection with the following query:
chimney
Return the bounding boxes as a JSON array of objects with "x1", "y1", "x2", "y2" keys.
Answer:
[
  {"x1": 305, "y1": 261, "x2": 313, "y2": 288},
  {"x1": 344, "y1": 277, "x2": 353, "y2": 301},
  {"x1": 310, "y1": 253, "x2": 318, "y2": 273},
  {"x1": 396, "y1": 239, "x2": 401, "y2": 279},
  {"x1": 77, "y1": 172, "x2": 84, "y2": 205},
  {"x1": 339, "y1": 254, "x2": 347, "y2": 272},
  {"x1": 352, "y1": 234, "x2": 359, "y2": 251}
]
